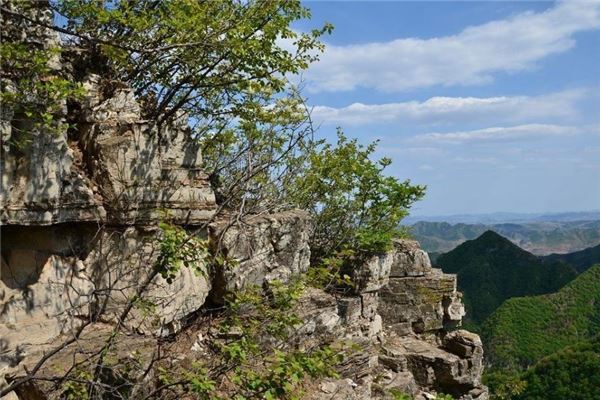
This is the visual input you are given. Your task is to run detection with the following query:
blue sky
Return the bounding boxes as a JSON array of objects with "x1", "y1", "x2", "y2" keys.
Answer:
[{"x1": 293, "y1": 1, "x2": 600, "y2": 216}]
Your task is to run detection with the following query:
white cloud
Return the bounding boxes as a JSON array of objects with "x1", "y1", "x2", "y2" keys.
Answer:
[
  {"x1": 452, "y1": 156, "x2": 499, "y2": 164},
  {"x1": 311, "y1": 90, "x2": 584, "y2": 126},
  {"x1": 411, "y1": 123, "x2": 582, "y2": 143},
  {"x1": 307, "y1": 1, "x2": 600, "y2": 92}
]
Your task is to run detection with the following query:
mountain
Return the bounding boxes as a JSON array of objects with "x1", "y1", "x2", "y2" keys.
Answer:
[
  {"x1": 482, "y1": 264, "x2": 600, "y2": 369},
  {"x1": 404, "y1": 210, "x2": 600, "y2": 225},
  {"x1": 514, "y1": 335, "x2": 600, "y2": 400},
  {"x1": 436, "y1": 231, "x2": 577, "y2": 326},
  {"x1": 410, "y1": 220, "x2": 600, "y2": 255},
  {"x1": 541, "y1": 243, "x2": 600, "y2": 273},
  {"x1": 485, "y1": 335, "x2": 600, "y2": 400}
]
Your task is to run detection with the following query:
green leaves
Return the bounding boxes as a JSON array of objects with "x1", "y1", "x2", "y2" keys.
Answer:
[
  {"x1": 0, "y1": 39, "x2": 85, "y2": 148},
  {"x1": 290, "y1": 129, "x2": 425, "y2": 260},
  {"x1": 155, "y1": 223, "x2": 209, "y2": 284},
  {"x1": 55, "y1": 0, "x2": 328, "y2": 129}
]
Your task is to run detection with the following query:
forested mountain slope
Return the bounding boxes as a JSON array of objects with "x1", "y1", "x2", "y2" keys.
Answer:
[
  {"x1": 436, "y1": 231, "x2": 577, "y2": 326},
  {"x1": 514, "y1": 335, "x2": 600, "y2": 400},
  {"x1": 542, "y1": 243, "x2": 600, "y2": 273},
  {"x1": 482, "y1": 264, "x2": 600, "y2": 368}
]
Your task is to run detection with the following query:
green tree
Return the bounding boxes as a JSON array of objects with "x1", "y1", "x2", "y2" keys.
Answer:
[
  {"x1": 515, "y1": 335, "x2": 600, "y2": 400},
  {"x1": 290, "y1": 130, "x2": 425, "y2": 260}
]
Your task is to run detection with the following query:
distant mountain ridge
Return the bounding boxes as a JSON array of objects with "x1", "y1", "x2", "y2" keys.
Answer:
[
  {"x1": 404, "y1": 210, "x2": 600, "y2": 225},
  {"x1": 436, "y1": 231, "x2": 577, "y2": 327},
  {"x1": 542, "y1": 243, "x2": 600, "y2": 273},
  {"x1": 411, "y1": 220, "x2": 600, "y2": 255}
]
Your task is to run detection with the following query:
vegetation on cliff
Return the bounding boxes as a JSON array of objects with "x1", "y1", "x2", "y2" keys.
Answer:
[{"x1": 1, "y1": 1, "x2": 425, "y2": 399}]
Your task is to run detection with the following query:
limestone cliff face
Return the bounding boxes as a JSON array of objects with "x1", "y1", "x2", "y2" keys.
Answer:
[
  {"x1": 0, "y1": 8, "x2": 486, "y2": 400},
  {"x1": 308, "y1": 241, "x2": 488, "y2": 400}
]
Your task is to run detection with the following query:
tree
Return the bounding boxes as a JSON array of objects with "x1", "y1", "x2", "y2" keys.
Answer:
[{"x1": 290, "y1": 130, "x2": 425, "y2": 261}]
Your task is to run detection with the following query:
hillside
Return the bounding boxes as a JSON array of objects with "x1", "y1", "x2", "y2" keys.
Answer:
[
  {"x1": 410, "y1": 220, "x2": 600, "y2": 255},
  {"x1": 515, "y1": 335, "x2": 600, "y2": 400},
  {"x1": 542, "y1": 243, "x2": 600, "y2": 273},
  {"x1": 436, "y1": 231, "x2": 577, "y2": 326},
  {"x1": 482, "y1": 264, "x2": 600, "y2": 368}
]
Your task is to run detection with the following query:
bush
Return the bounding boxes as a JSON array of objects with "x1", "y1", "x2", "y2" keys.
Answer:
[{"x1": 290, "y1": 130, "x2": 425, "y2": 261}]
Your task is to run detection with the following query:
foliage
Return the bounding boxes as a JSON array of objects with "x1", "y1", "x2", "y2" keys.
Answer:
[
  {"x1": 54, "y1": 0, "x2": 331, "y2": 128},
  {"x1": 437, "y1": 230, "x2": 577, "y2": 327},
  {"x1": 200, "y1": 87, "x2": 315, "y2": 211},
  {"x1": 1, "y1": 3, "x2": 85, "y2": 148},
  {"x1": 482, "y1": 264, "x2": 600, "y2": 369},
  {"x1": 217, "y1": 279, "x2": 343, "y2": 399},
  {"x1": 388, "y1": 388, "x2": 412, "y2": 400},
  {"x1": 290, "y1": 130, "x2": 425, "y2": 260},
  {"x1": 484, "y1": 369, "x2": 527, "y2": 400},
  {"x1": 155, "y1": 222, "x2": 209, "y2": 283},
  {"x1": 154, "y1": 277, "x2": 344, "y2": 399},
  {"x1": 513, "y1": 335, "x2": 600, "y2": 400},
  {"x1": 61, "y1": 370, "x2": 92, "y2": 400}
]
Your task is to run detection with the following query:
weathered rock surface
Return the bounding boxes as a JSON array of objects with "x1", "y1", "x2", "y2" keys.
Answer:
[
  {"x1": 0, "y1": 224, "x2": 212, "y2": 369},
  {"x1": 289, "y1": 239, "x2": 486, "y2": 400},
  {"x1": 78, "y1": 77, "x2": 216, "y2": 225},
  {"x1": 209, "y1": 210, "x2": 311, "y2": 295},
  {"x1": 0, "y1": 127, "x2": 107, "y2": 225},
  {"x1": 374, "y1": 240, "x2": 486, "y2": 399},
  {"x1": 379, "y1": 241, "x2": 465, "y2": 335}
]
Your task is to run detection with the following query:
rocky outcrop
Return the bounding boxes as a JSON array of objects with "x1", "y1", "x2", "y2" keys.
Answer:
[
  {"x1": 374, "y1": 241, "x2": 486, "y2": 400},
  {"x1": 1, "y1": 8, "x2": 486, "y2": 399},
  {"x1": 304, "y1": 239, "x2": 486, "y2": 400},
  {"x1": 379, "y1": 240, "x2": 464, "y2": 336}
]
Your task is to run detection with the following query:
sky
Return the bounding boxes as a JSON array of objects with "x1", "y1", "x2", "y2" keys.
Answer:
[{"x1": 293, "y1": 0, "x2": 600, "y2": 217}]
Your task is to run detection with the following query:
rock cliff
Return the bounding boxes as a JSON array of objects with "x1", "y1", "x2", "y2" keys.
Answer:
[{"x1": 0, "y1": 7, "x2": 486, "y2": 399}]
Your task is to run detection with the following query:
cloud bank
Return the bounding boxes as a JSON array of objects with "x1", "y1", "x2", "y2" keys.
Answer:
[
  {"x1": 411, "y1": 123, "x2": 588, "y2": 144},
  {"x1": 307, "y1": 1, "x2": 600, "y2": 92},
  {"x1": 311, "y1": 90, "x2": 585, "y2": 126}
]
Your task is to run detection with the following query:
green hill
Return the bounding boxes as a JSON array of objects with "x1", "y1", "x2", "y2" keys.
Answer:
[
  {"x1": 541, "y1": 243, "x2": 600, "y2": 273},
  {"x1": 436, "y1": 231, "x2": 577, "y2": 327},
  {"x1": 482, "y1": 264, "x2": 600, "y2": 368},
  {"x1": 514, "y1": 335, "x2": 600, "y2": 400}
]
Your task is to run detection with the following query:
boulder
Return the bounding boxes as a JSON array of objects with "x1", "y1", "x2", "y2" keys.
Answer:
[{"x1": 390, "y1": 239, "x2": 432, "y2": 278}]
